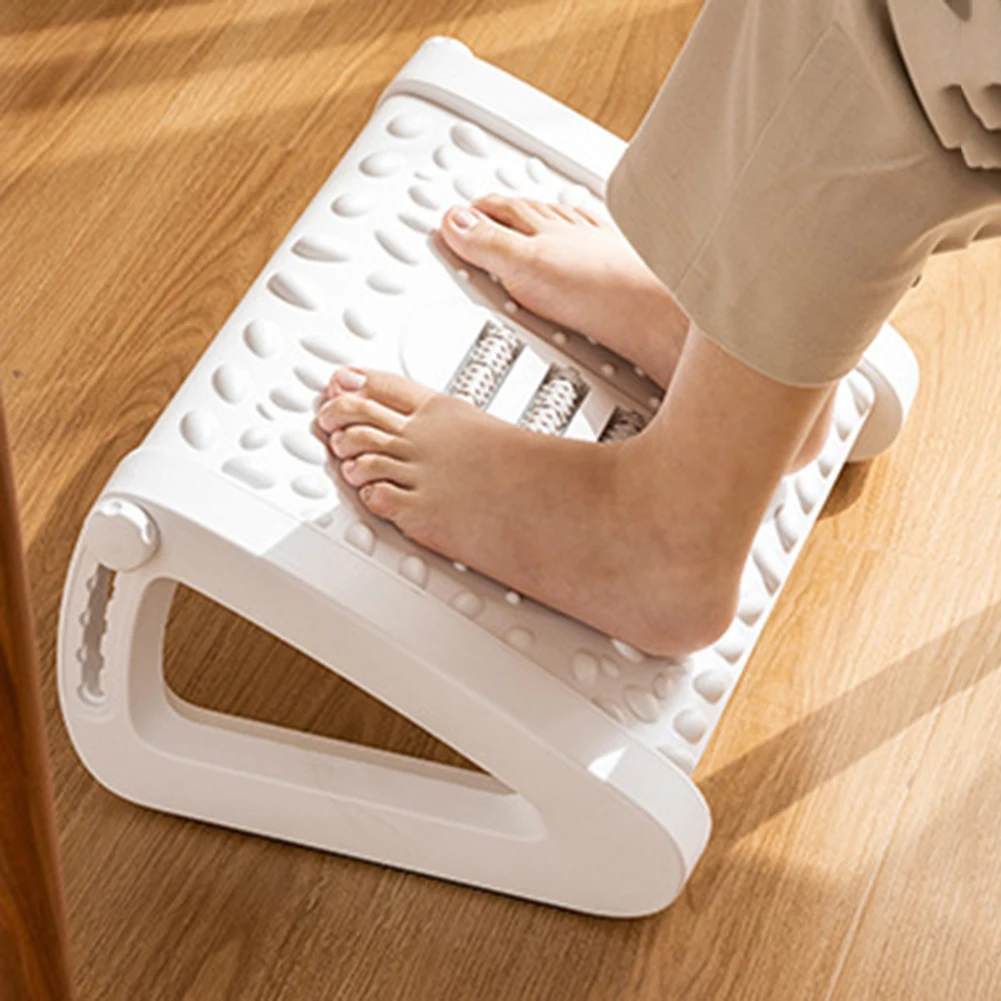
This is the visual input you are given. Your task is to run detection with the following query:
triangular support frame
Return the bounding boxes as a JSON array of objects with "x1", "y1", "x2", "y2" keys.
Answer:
[{"x1": 59, "y1": 454, "x2": 710, "y2": 918}]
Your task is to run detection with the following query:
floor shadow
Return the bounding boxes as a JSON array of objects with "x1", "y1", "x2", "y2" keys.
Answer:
[
  {"x1": 2, "y1": 0, "x2": 556, "y2": 112},
  {"x1": 819, "y1": 458, "x2": 873, "y2": 520},
  {"x1": 163, "y1": 582, "x2": 482, "y2": 771},
  {"x1": 61, "y1": 768, "x2": 1000, "y2": 1001},
  {"x1": 1, "y1": 0, "x2": 216, "y2": 35},
  {"x1": 699, "y1": 600, "x2": 1001, "y2": 846},
  {"x1": 0, "y1": 0, "x2": 700, "y2": 209}
]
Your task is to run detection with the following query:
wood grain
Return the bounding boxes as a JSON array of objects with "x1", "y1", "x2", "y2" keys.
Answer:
[
  {"x1": 2, "y1": 1, "x2": 1000, "y2": 998},
  {"x1": 0, "y1": 393, "x2": 76, "y2": 1000}
]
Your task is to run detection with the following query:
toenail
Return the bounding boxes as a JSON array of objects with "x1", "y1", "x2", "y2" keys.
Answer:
[
  {"x1": 317, "y1": 405, "x2": 336, "y2": 432},
  {"x1": 334, "y1": 368, "x2": 367, "y2": 391},
  {"x1": 450, "y1": 208, "x2": 478, "y2": 232},
  {"x1": 342, "y1": 459, "x2": 356, "y2": 476},
  {"x1": 330, "y1": 430, "x2": 344, "y2": 445}
]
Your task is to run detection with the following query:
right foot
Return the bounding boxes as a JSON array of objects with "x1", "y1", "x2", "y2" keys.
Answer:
[
  {"x1": 439, "y1": 195, "x2": 834, "y2": 471},
  {"x1": 438, "y1": 194, "x2": 690, "y2": 387},
  {"x1": 319, "y1": 368, "x2": 739, "y2": 656}
]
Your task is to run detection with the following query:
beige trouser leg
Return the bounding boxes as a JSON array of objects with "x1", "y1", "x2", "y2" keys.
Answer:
[{"x1": 607, "y1": 0, "x2": 1001, "y2": 387}]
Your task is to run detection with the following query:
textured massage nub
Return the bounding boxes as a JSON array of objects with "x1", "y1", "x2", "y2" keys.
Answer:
[
  {"x1": 519, "y1": 364, "x2": 589, "y2": 436},
  {"x1": 447, "y1": 318, "x2": 524, "y2": 409},
  {"x1": 599, "y1": 406, "x2": 648, "y2": 443}
]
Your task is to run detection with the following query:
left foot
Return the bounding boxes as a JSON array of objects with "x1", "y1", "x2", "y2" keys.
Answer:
[
  {"x1": 317, "y1": 368, "x2": 740, "y2": 657},
  {"x1": 439, "y1": 195, "x2": 834, "y2": 473},
  {"x1": 439, "y1": 195, "x2": 687, "y2": 387}
]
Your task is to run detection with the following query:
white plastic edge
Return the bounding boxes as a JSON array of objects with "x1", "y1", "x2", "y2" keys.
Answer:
[{"x1": 850, "y1": 323, "x2": 921, "y2": 462}]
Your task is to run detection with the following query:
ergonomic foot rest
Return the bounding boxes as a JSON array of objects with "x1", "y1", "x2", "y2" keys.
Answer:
[{"x1": 58, "y1": 38, "x2": 919, "y2": 918}]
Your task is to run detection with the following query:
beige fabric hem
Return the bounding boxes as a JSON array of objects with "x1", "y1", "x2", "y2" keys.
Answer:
[
  {"x1": 607, "y1": 0, "x2": 1001, "y2": 388},
  {"x1": 608, "y1": 158, "x2": 861, "y2": 388}
]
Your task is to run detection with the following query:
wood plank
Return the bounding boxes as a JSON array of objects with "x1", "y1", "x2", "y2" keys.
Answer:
[{"x1": 825, "y1": 590, "x2": 1001, "y2": 1001}]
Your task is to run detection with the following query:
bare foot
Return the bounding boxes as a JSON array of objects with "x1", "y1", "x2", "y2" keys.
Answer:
[
  {"x1": 439, "y1": 195, "x2": 689, "y2": 387},
  {"x1": 317, "y1": 367, "x2": 740, "y2": 657},
  {"x1": 439, "y1": 195, "x2": 833, "y2": 471}
]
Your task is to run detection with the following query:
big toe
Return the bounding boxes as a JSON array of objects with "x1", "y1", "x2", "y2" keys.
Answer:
[
  {"x1": 328, "y1": 367, "x2": 432, "y2": 415},
  {"x1": 439, "y1": 205, "x2": 530, "y2": 279}
]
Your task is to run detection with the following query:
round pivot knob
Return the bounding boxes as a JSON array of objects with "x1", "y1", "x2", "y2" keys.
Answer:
[{"x1": 85, "y1": 498, "x2": 160, "y2": 571}]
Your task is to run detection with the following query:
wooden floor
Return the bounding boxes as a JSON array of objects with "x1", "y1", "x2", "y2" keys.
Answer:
[{"x1": 4, "y1": 1, "x2": 1001, "y2": 998}]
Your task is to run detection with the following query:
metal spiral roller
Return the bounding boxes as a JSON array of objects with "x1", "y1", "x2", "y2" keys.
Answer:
[
  {"x1": 599, "y1": 407, "x2": 648, "y2": 443},
  {"x1": 448, "y1": 319, "x2": 523, "y2": 409},
  {"x1": 519, "y1": 365, "x2": 589, "y2": 436}
]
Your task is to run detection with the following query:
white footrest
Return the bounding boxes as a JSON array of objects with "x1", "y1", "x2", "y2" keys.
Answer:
[{"x1": 57, "y1": 38, "x2": 919, "y2": 918}]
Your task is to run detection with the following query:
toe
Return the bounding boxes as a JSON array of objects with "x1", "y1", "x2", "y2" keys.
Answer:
[
  {"x1": 352, "y1": 368, "x2": 433, "y2": 414},
  {"x1": 322, "y1": 366, "x2": 363, "y2": 402},
  {"x1": 329, "y1": 424, "x2": 406, "y2": 460},
  {"x1": 548, "y1": 203, "x2": 580, "y2": 225},
  {"x1": 359, "y1": 481, "x2": 411, "y2": 521},
  {"x1": 340, "y1": 453, "x2": 414, "y2": 489},
  {"x1": 525, "y1": 199, "x2": 558, "y2": 220},
  {"x1": 473, "y1": 195, "x2": 539, "y2": 235},
  {"x1": 439, "y1": 205, "x2": 533, "y2": 279},
  {"x1": 317, "y1": 393, "x2": 407, "y2": 435},
  {"x1": 573, "y1": 206, "x2": 603, "y2": 227},
  {"x1": 324, "y1": 368, "x2": 431, "y2": 415}
]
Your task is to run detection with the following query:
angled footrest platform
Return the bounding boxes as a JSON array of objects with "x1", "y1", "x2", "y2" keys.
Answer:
[{"x1": 58, "y1": 38, "x2": 919, "y2": 918}]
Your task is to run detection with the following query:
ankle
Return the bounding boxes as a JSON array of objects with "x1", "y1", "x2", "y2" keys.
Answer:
[
  {"x1": 606, "y1": 442, "x2": 743, "y2": 656},
  {"x1": 788, "y1": 392, "x2": 836, "y2": 472},
  {"x1": 611, "y1": 435, "x2": 743, "y2": 566},
  {"x1": 634, "y1": 281, "x2": 689, "y2": 371},
  {"x1": 625, "y1": 561, "x2": 739, "y2": 658}
]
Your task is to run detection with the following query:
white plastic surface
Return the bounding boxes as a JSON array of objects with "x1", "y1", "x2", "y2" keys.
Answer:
[
  {"x1": 57, "y1": 38, "x2": 919, "y2": 918},
  {"x1": 848, "y1": 324, "x2": 920, "y2": 462}
]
